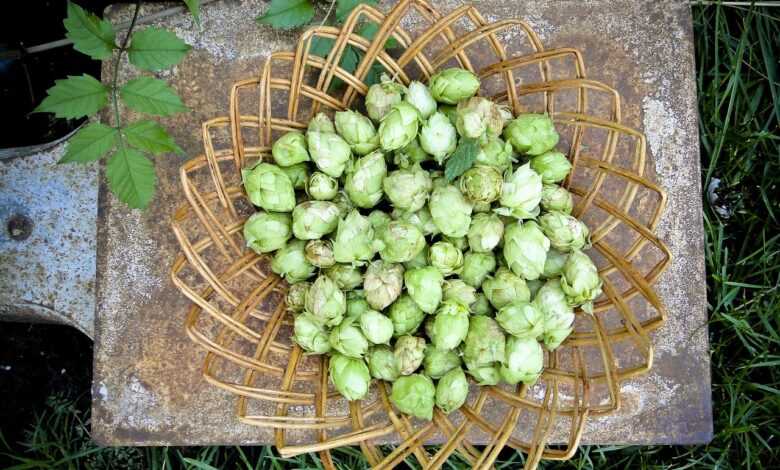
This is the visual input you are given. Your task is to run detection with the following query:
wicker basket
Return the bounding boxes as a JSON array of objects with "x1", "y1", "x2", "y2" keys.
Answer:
[{"x1": 170, "y1": 1, "x2": 671, "y2": 468}]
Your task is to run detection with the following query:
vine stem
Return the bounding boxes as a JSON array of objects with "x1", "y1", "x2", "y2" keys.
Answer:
[{"x1": 111, "y1": 0, "x2": 142, "y2": 139}]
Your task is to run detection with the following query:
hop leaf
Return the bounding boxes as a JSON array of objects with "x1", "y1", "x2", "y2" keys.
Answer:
[
  {"x1": 123, "y1": 120, "x2": 184, "y2": 155},
  {"x1": 60, "y1": 123, "x2": 117, "y2": 163},
  {"x1": 33, "y1": 74, "x2": 108, "y2": 119},
  {"x1": 183, "y1": 0, "x2": 200, "y2": 24},
  {"x1": 444, "y1": 137, "x2": 479, "y2": 181},
  {"x1": 64, "y1": 1, "x2": 116, "y2": 60},
  {"x1": 256, "y1": 0, "x2": 314, "y2": 29},
  {"x1": 106, "y1": 147, "x2": 156, "y2": 209},
  {"x1": 120, "y1": 77, "x2": 187, "y2": 116},
  {"x1": 128, "y1": 27, "x2": 191, "y2": 71},
  {"x1": 336, "y1": 0, "x2": 377, "y2": 23}
]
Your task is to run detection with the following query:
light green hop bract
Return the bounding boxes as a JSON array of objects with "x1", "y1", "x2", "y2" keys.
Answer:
[
  {"x1": 455, "y1": 97, "x2": 503, "y2": 139},
  {"x1": 377, "y1": 221, "x2": 425, "y2": 263},
  {"x1": 428, "y1": 241, "x2": 463, "y2": 276},
  {"x1": 438, "y1": 104, "x2": 458, "y2": 125},
  {"x1": 461, "y1": 251, "x2": 496, "y2": 288},
  {"x1": 280, "y1": 162, "x2": 310, "y2": 190},
  {"x1": 429, "y1": 184, "x2": 473, "y2": 237},
  {"x1": 394, "y1": 335, "x2": 426, "y2": 375},
  {"x1": 538, "y1": 211, "x2": 590, "y2": 252},
  {"x1": 470, "y1": 293, "x2": 493, "y2": 316},
  {"x1": 363, "y1": 261, "x2": 404, "y2": 311},
  {"x1": 305, "y1": 274, "x2": 346, "y2": 327},
  {"x1": 531, "y1": 151, "x2": 572, "y2": 184},
  {"x1": 464, "y1": 358, "x2": 500, "y2": 385},
  {"x1": 500, "y1": 336, "x2": 544, "y2": 385},
  {"x1": 272, "y1": 131, "x2": 310, "y2": 167},
  {"x1": 304, "y1": 239, "x2": 336, "y2": 268},
  {"x1": 346, "y1": 292, "x2": 371, "y2": 318},
  {"x1": 503, "y1": 113, "x2": 559, "y2": 156},
  {"x1": 332, "y1": 191, "x2": 354, "y2": 216},
  {"x1": 307, "y1": 129, "x2": 351, "y2": 178},
  {"x1": 442, "y1": 279, "x2": 477, "y2": 307},
  {"x1": 443, "y1": 235, "x2": 468, "y2": 252},
  {"x1": 403, "y1": 245, "x2": 429, "y2": 270},
  {"x1": 332, "y1": 210, "x2": 376, "y2": 264},
  {"x1": 243, "y1": 211, "x2": 291, "y2": 254},
  {"x1": 285, "y1": 281, "x2": 310, "y2": 313},
  {"x1": 404, "y1": 266, "x2": 444, "y2": 314},
  {"x1": 431, "y1": 300, "x2": 469, "y2": 350},
  {"x1": 482, "y1": 267, "x2": 530, "y2": 309},
  {"x1": 389, "y1": 294, "x2": 425, "y2": 337},
  {"x1": 329, "y1": 353, "x2": 370, "y2": 401},
  {"x1": 335, "y1": 110, "x2": 379, "y2": 155},
  {"x1": 345, "y1": 150, "x2": 387, "y2": 208},
  {"x1": 393, "y1": 137, "x2": 430, "y2": 168},
  {"x1": 383, "y1": 164, "x2": 433, "y2": 212},
  {"x1": 293, "y1": 312, "x2": 331, "y2": 354},
  {"x1": 503, "y1": 221, "x2": 550, "y2": 280},
  {"x1": 541, "y1": 184, "x2": 573, "y2": 214},
  {"x1": 419, "y1": 112, "x2": 457, "y2": 163},
  {"x1": 405, "y1": 81, "x2": 437, "y2": 119},
  {"x1": 242, "y1": 163, "x2": 296, "y2": 212},
  {"x1": 306, "y1": 172, "x2": 338, "y2": 201},
  {"x1": 496, "y1": 301, "x2": 544, "y2": 339},
  {"x1": 329, "y1": 320, "x2": 369, "y2": 358},
  {"x1": 368, "y1": 209, "x2": 392, "y2": 232},
  {"x1": 535, "y1": 279, "x2": 575, "y2": 350},
  {"x1": 308, "y1": 112, "x2": 336, "y2": 133},
  {"x1": 527, "y1": 279, "x2": 543, "y2": 298},
  {"x1": 473, "y1": 201, "x2": 492, "y2": 213},
  {"x1": 359, "y1": 310, "x2": 394, "y2": 345},
  {"x1": 326, "y1": 264, "x2": 364, "y2": 291},
  {"x1": 459, "y1": 165, "x2": 503, "y2": 205},
  {"x1": 435, "y1": 368, "x2": 469, "y2": 414},
  {"x1": 393, "y1": 207, "x2": 438, "y2": 237},
  {"x1": 391, "y1": 374, "x2": 435, "y2": 420},
  {"x1": 463, "y1": 315, "x2": 506, "y2": 367},
  {"x1": 541, "y1": 310, "x2": 574, "y2": 351},
  {"x1": 379, "y1": 102, "x2": 420, "y2": 151},
  {"x1": 543, "y1": 249, "x2": 568, "y2": 278},
  {"x1": 366, "y1": 345, "x2": 400, "y2": 381},
  {"x1": 429, "y1": 68, "x2": 480, "y2": 105},
  {"x1": 292, "y1": 201, "x2": 340, "y2": 240},
  {"x1": 467, "y1": 213, "x2": 504, "y2": 253},
  {"x1": 476, "y1": 136, "x2": 514, "y2": 170},
  {"x1": 497, "y1": 162, "x2": 542, "y2": 220},
  {"x1": 272, "y1": 240, "x2": 315, "y2": 283},
  {"x1": 560, "y1": 250, "x2": 603, "y2": 313},
  {"x1": 366, "y1": 74, "x2": 405, "y2": 122},
  {"x1": 423, "y1": 346, "x2": 461, "y2": 379}
]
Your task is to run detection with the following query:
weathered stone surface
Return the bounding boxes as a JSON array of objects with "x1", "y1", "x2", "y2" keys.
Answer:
[{"x1": 93, "y1": 0, "x2": 711, "y2": 446}]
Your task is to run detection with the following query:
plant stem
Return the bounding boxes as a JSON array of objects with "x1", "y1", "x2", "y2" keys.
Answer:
[{"x1": 111, "y1": 1, "x2": 142, "y2": 135}]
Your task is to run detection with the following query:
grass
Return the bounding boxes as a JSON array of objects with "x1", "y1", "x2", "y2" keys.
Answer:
[{"x1": 1, "y1": 2, "x2": 779, "y2": 469}]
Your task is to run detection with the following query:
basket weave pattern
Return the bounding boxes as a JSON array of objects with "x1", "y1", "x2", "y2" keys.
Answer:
[{"x1": 170, "y1": 1, "x2": 671, "y2": 468}]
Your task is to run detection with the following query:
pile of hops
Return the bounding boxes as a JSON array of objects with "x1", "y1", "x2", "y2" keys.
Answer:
[{"x1": 242, "y1": 68, "x2": 603, "y2": 420}]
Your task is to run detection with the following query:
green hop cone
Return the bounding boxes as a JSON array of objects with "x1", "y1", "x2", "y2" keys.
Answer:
[
  {"x1": 428, "y1": 241, "x2": 463, "y2": 276},
  {"x1": 392, "y1": 207, "x2": 438, "y2": 237},
  {"x1": 332, "y1": 210, "x2": 377, "y2": 264},
  {"x1": 404, "y1": 81, "x2": 437, "y2": 119},
  {"x1": 285, "y1": 281, "x2": 310, "y2": 313},
  {"x1": 332, "y1": 191, "x2": 354, "y2": 217},
  {"x1": 404, "y1": 266, "x2": 444, "y2": 314},
  {"x1": 443, "y1": 235, "x2": 468, "y2": 252},
  {"x1": 496, "y1": 162, "x2": 543, "y2": 220},
  {"x1": 538, "y1": 211, "x2": 590, "y2": 252},
  {"x1": 304, "y1": 239, "x2": 336, "y2": 268},
  {"x1": 346, "y1": 291, "x2": 371, "y2": 318},
  {"x1": 272, "y1": 131, "x2": 310, "y2": 167},
  {"x1": 503, "y1": 113, "x2": 559, "y2": 156},
  {"x1": 393, "y1": 137, "x2": 431, "y2": 168},
  {"x1": 383, "y1": 164, "x2": 433, "y2": 213},
  {"x1": 377, "y1": 221, "x2": 426, "y2": 263},
  {"x1": 541, "y1": 184, "x2": 574, "y2": 214},
  {"x1": 467, "y1": 213, "x2": 504, "y2": 253},
  {"x1": 334, "y1": 110, "x2": 379, "y2": 155},
  {"x1": 470, "y1": 293, "x2": 493, "y2": 316},
  {"x1": 242, "y1": 163, "x2": 296, "y2": 212},
  {"x1": 473, "y1": 201, "x2": 492, "y2": 213},
  {"x1": 345, "y1": 150, "x2": 387, "y2": 208},
  {"x1": 307, "y1": 126, "x2": 352, "y2": 178},
  {"x1": 365, "y1": 74, "x2": 405, "y2": 122},
  {"x1": 459, "y1": 165, "x2": 503, "y2": 205},
  {"x1": 366, "y1": 345, "x2": 400, "y2": 381},
  {"x1": 543, "y1": 249, "x2": 569, "y2": 278},
  {"x1": 329, "y1": 320, "x2": 369, "y2": 358},
  {"x1": 464, "y1": 358, "x2": 500, "y2": 385},
  {"x1": 329, "y1": 353, "x2": 370, "y2": 401},
  {"x1": 541, "y1": 311, "x2": 574, "y2": 351},
  {"x1": 429, "y1": 68, "x2": 480, "y2": 105},
  {"x1": 243, "y1": 211, "x2": 291, "y2": 254},
  {"x1": 534, "y1": 279, "x2": 575, "y2": 350},
  {"x1": 293, "y1": 312, "x2": 331, "y2": 354},
  {"x1": 530, "y1": 151, "x2": 572, "y2": 184},
  {"x1": 368, "y1": 209, "x2": 391, "y2": 232},
  {"x1": 475, "y1": 136, "x2": 514, "y2": 170},
  {"x1": 435, "y1": 367, "x2": 469, "y2": 414},
  {"x1": 482, "y1": 267, "x2": 531, "y2": 309},
  {"x1": 379, "y1": 102, "x2": 420, "y2": 151},
  {"x1": 403, "y1": 244, "x2": 429, "y2": 270},
  {"x1": 560, "y1": 250, "x2": 603, "y2": 313},
  {"x1": 461, "y1": 251, "x2": 497, "y2": 288},
  {"x1": 305, "y1": 274, "x2": 346, "y2": 327},
  {"x1": 394, "y1": 335, "x2": 426, "y2": 375},
  {"x1": 388, "y1": 294, "x2": 425, "y2": 337},
  {"x1": 306, "y1": 172, "x2": 338, "y2": 201},
  {"x1": 438, "y1": 104, "x2": 458, "y2": 125},
  {"x1": 455, "y1": 97, "x2": 504, "y2": 139},
  {"x1": 500, "y1": 336, "x2": 544, "y2": 385},
  {"x1": 429, "y1": 184, "x2": 474, "y2": 237},
  {"x1": 363, "y1": 261, "x2": 404, "y2": 311},
  {"x1": 496, "y1": 301, "x2": 544, "y2": 339},
  {"x1": 308, "y1": 112, "x2": 336, "y2": 133},
  {"x1": 359, "y1": 310, "x2": 394, "y2": 345},
  {"x1": 272, "y1": 240, "x2": 315, "y2": 283},
  {"x1": 326, "y1": 263, "x2": 364, "y2": 290},
  {"x1": 430, "y1": 300, "x2": 470, "y2": 350},
  {"x1": 503, "y1": 221, "x2": 550, "y2": 280},
  {"x1": 442, "y1": 279, "x2": 477, "y2": 307},
  {"x1": 292, "y1": 201, "x2": 341, "y2": 240},
  {"x1": 463, "y1": 316, "x2": 506, "y2": 367},
  {"x1": 419, "y1": 112, "x2": 457, "y2": 163},
  {"x1": 280, "y1": 162, "x2": 310, "y2": 190},
  {"x1": 391, "y1": 374, "x2": 435, "y2": 420},
  {"x1": 422, "y1": 345, "x2": 461, "y2": 379}
]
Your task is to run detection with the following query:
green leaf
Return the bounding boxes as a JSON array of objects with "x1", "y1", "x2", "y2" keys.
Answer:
[
  {"x1": 120, "y1": 77, "x2": 187, "y2": 116},
  {"x1": 60, "y1": 123, "x2": 117, "y2": 163},
  {"x1": 128, "y1": 27, "x2": 191, "y2": 71},
  {"x1": 310, "y1": 36, "x2": 335, "y2": 58},
  {"x1": 64, "y1": 1, "x2": 116, "y2": 60},
  {"x1": 106, "y1": 147, "x2": 156, "y2": 209},
  {"x1": 183, "y1": 0, "x2": 200, "y2": 24},
  {"x1": 256, "y1": 0, "x2": 314, "y2": 30},
  {"x1": 336, "y1": 0, "x2": 376, "y2": 23},
  {"x1": 124, "y1": 120, "x2": 183, "y2": 155},
  {"x1": 357, "y1": 22, "x2": 399, "y2": 49},
  {"x1": 445, "y1": 137, "x2": 480, "y2": 181},
  {"x1": 33, "y1": 74, "x2": 108, "y2": 119}
]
